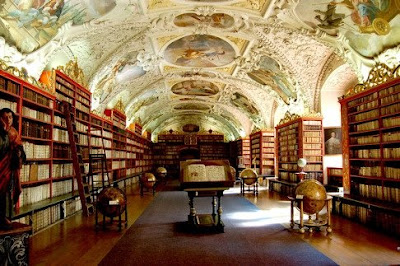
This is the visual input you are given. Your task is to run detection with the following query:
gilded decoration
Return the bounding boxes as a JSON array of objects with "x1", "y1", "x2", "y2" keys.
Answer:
[
  {"x1": 343, "y1": 63, "x2": 400, "y2": 98},
  {"x1": 114, "y1": 99, "x2": 125, "y2": 114},
  {"x1": 278, "y1": 111, "x2": 301, "y2": 125},
  {"x1": 0, "y1": 59, "x2": 48, "y2": 92},
  {"x1": 57, "y1": 58, "x2": 87, "y2": 88},
  {"x1": 225, "y1": 36, "x2": 249, "y2": 54}
]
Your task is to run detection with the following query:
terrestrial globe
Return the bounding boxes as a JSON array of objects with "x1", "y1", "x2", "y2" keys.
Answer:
[
  {"x1": 294, "y1": 179, "x2": 327, "y2": 215},
  {"x1": 141, "y1": 172, "x2": 157, "y2": 189},
  {"x1": 239, "y1": 168, "x2": 258, "y2": 185},
  {"x1": 97, "y1": 187, "x2": 127, "y2": 217},
  {"x1": 297, "y1": 158, "x2": 307, "y2": 168},
  {"x1": 155, "y1": 167, "x2": 167, "y2": 180}
]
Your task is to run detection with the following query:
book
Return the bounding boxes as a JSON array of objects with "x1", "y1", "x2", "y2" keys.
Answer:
[{"x1": 184, "y1": 164, "x2": 227, "y2": 182}]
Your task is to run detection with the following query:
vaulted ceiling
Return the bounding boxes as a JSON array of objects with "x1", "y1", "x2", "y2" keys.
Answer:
[{"x1": 1, "y1": 0, "x2": 400, "y2": 141}]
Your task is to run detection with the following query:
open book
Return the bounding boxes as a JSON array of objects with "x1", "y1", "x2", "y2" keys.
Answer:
[{"x1": 184, "y1": 164, "x2": 227, "y2": 182}]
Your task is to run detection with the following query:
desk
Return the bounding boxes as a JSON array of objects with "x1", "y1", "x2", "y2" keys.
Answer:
[
  {"x1": 288, "y1": 195, "x2": 332, "y2": 233},
  {"x1": 184, "y1": 187, "x2": 229, "y2": 233}
]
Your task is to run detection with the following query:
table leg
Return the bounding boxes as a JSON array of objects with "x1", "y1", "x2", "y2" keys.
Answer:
[
  {"x1": 299, "y1": 200, "x2": 305, "y2": 233},
  {"x1": 188, "y1": 193, "x2": 196, "y2": 225},
  {"x1": 290, "y1": 200, "x2": 294, "y2": 229},
  {"x1": 211, "y1": 196, "x2": 216, "y2": 222},
  {"x1": 326, "y1": 199, "x2": 332, "y2": 233},
  {"x1": 217, "y1": 193, "x2": 223, "y2": 232}
]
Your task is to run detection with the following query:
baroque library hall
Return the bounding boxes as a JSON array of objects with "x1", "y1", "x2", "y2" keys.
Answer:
[{"x1": 1, "y1": 1, "x2": 400, "y2": 265}]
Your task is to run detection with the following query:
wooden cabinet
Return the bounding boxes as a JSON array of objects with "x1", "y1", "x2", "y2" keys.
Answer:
[
  {"x1": 276, "y1": 113, "x2": 324, "y2": 184},
  {"x1": 250, "y1": 130, "x2": 275, "y2": 175}
]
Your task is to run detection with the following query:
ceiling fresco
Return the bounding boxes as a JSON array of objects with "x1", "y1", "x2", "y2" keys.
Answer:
[
  {"x1": 164, "y1": 35, "x2": 236, "y2": 67},
  {"x1": 0, "y1": 0, "x2": 116, "y2": 53},
  {"x1": 171, "y1": 80, "x2": 219, "y2": 96},
  {"x1": 1, "y1": 0, "x2": 399, "y2": 140}
]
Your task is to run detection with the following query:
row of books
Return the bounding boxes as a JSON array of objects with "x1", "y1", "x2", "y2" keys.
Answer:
[
  {"x1": 304, "y1": 143, "x2": 322, "y2": 149},
  {"x1": 56, "y1": 92, "x2": 73, "y2": 104},
  {"x1": 56, "y1": 75, "x2": 74, "y2": 90},
  {"x1": 381, "y1": 102, "x2": 400, "y2": 116},
  {"x1": 303, "y1": 125, "x2": 322, "y2": 131},
  {"x1": 53, "y1": 128, "x2": 69, "y2": 143},
  {"x1": 76, "y1": 110, "x2": 89, "y2": 122},
  {"x1": 20, "y1": 184, "x2": 50, "y2": 207},
  {"x1": 52, "y1": 179, "x2": 75, "y2": 197},
  {"x1": 23, "y1": 88, "x2": 53, "y2": 108},
  {"x1": 382, "y1": 147, "x2": 400, "y2": 158},
  {"x1": 379, "y1": 84, "x2": 400, "y2": 97},
  {"x1": 22, "y1": 106, "x2": 51, "y2": 122},
  {"x1": 52, "y1": 163, "x2": 73, "y2": 178},
  {"x1": 350, "y1": 109, "x2": 379, "y2": 123},
  {"x1": 350, "y1": 149, "x2": 380, "y2": 159},
  {"x1": 328, "y1": 168, "x2": 343, "y2": 176},
  {"x1": 349, "y1": 99, "x2": 378, "y2": 114},
  {"x1": 20, "y1": 163, "x2": 50, "y2": 182},
  {"x1": 278, "y1": 128, "x2": 298, "y2": 137},
  {"x1": 0, "y1": 77, "x2": 19, "y2": 94},
  {"x1": 0, "y1": 98, "x2": 17, "y2": 113},
  {"x1": 382, "y1": 116, "x2": 400, "y2": 127},
  {"x1": 23, "y1": 142, "x2": 51, "y2": 159},
  {"x1": 381, "y1": 93, "x2": 400, "y2": 106},
  {"x1": 278, "y1": 122, "x2": 299, "y2": 132},
  {"x1": 76, "y1": 94, "x2": 90, "y2": 106},
  {"x1": 76, "y1": 101, "x2": 90, "y2": 113},
  {"x1": 22, "y1": 121, "x2": 51, "y2": 139},
  {"x1": 304, "y1": 150, "x2": 322, "y2": 156},
  {"x1": 65, "y1": 198, "x2": 82, "y2": 217},
  {"x1": 352, "y1": 120, "x2": 379, "y2": 132},
  {"x1": 348, "y1": 91, "x2": 377, "y2": 107}
]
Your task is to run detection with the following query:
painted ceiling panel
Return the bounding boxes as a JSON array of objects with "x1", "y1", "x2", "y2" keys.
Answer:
[{"x1": 1, "y1": 0, "x2": 398, "y2": 140}]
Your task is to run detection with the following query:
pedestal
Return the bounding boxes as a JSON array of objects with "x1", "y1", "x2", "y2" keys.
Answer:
[
  {"x1": 288, "y1": 196, "x2": 333, "y2": 234},
  {"x1": 0, "y1": 222, "x2": 32, "y2": 265}
]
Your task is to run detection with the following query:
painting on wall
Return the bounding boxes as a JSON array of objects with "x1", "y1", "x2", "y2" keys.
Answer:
[
  {"x1": 171, "y1": 80, "x2": 219, "y2": 96},
  {"x1": 174, "y1": 13, "x2": 234, "y2": 28},
  {"x1": 174, "y1": 103, "x2": 211, "y2": 110},
  {"x1": 231, "y1": 92, "x2": 259, "y2": 116},
  {"x1": 164, "y1": 34, "x2": 236, "y2": 68},
  {"x1": 324, "y1": 127, "x2": 342, "y2": 155},
  {"x1": 0, "y1": 0, "x2": 116, "y2": 53}
]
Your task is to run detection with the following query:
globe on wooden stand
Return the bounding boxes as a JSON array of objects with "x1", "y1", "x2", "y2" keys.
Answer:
[
  {"x1": 140, "y1": 172, "x2": 157, "y2": 196},
  {"x1": 290, "y1": 179, "x2": 332, "y2": 233},
  {"x1": 155, "y1": 167, "x2": 167, "y2": 184},
  {"x1": 96, "y1": 187, "x2": 128, "y2": 231},
  {"x1": 239, "y1": 168, "x2": 258, "y2": 194}
]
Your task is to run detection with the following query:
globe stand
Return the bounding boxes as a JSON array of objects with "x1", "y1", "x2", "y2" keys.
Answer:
[{"x1": 288, "y1": 195, "x2": 333, "y2": 234}]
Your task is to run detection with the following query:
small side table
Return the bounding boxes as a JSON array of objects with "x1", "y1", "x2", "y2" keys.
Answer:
[
  {"x1": 0, "y1": 222, "x2": 32, "y2": 265},
  {"x1": 288, "y1": 195, "x2": 333, "y2": 234}
]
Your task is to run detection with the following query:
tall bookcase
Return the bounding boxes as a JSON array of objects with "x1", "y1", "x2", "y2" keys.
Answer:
[
  {"x1": 236, "y1": 137, "x2": 251, "y2": 169},
  {"x1": 337, "y1": 64, "x2": 400, "y2": 236},
  {"x1": 250, "y1": 130, "x2": 275, "y2": 175},
  {"x1": 0, "y1": 63, "x2": 150, "y2": 233},
  {"x1": 271, "y1": 113, "x2": 323, "y2": 195}
]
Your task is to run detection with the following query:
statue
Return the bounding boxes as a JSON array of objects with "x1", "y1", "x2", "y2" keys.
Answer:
[
  {"x1": 0, "y1": 108, "x2": 26, "y2": 230},
  {"x1": 315, "y1": 3, "x2": 346, "y2": 29}
]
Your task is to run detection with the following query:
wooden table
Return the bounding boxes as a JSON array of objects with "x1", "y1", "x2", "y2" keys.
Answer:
[
  {"x1": 184, "y1": 187, "x2": 230, "y2": 233},
  {"x1": 0, "y1": 222, "x2": 32, "y2": 265},
  {"x1": 288, "y1": 195, "x2": 333, "y2": 234}
]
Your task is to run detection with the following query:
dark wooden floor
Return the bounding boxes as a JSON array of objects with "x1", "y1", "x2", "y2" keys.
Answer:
[{"x1": 31, "y1": 181, "x2": 400, "y2": 265}]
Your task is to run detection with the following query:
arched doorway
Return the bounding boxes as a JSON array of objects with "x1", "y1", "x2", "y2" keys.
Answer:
[{"x1": 179, "y1": 147, "x2": 200, "y2": 161}]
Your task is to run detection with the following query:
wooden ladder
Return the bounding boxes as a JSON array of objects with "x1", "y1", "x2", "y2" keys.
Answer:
[
  {"x1": 89, "y1": 153, "x2": 110, "y2": 200},
  {"x1": 61, "y1": 101, "x2": 94, "y2": 216}
]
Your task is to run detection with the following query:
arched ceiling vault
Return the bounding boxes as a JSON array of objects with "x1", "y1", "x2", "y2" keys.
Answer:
[{"x1": 1, "y1": 0, "x2": 400, "y2": 140}]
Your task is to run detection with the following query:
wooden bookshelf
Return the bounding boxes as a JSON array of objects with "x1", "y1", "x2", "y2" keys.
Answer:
[
  {"x1": 250, "y1": 130, "x2": 275, "y2": 175},
  {"x1": 0, "y1": 67, "x2": 148, "y2": 233},
  {"x1": 338, "y1": 64, "x2": 400, "y2": 236},
  {"x1": 327, "y1": 167, "x2": 343, "y2": 188},
  {"x1": 273, "y1": 113, "x2": 324, "y2": 195},
  {"x1": 236, "y1": 137, "x2": 251, "y2": 169}
]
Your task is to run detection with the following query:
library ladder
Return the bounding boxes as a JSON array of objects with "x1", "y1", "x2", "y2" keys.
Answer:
[
  {"x1": 61, "y1": 101, "x2": 94, "y2": 216},
  {"x1": 88, "y1": 125, "x2": 110, "y2": 195}
]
